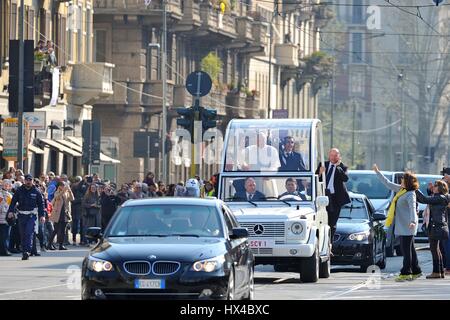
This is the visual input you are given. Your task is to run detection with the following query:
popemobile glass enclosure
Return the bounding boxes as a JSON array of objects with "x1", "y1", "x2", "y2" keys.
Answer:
[{"x1": 218, "y1": 119, "x2": 331, "y2": 283}]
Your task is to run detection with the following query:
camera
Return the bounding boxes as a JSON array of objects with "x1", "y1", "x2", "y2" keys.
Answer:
[
  {"x1": 86, "y1": 176, "x2": 93, "y2": 183},
  {"x1": 441, "y1": 167, "x2": 450, "y2": 176}
]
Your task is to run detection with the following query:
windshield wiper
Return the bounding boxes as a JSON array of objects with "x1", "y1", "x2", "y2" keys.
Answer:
[
  {"x1": 109, "y1": 234, "x2": 168, "y2": 237},
  {"x1": 225, "y1": 197, "x2": 257, "y2": 206},
  {"x1": 166, "y1": 234, "x2": 200, "y2": 238},
  {"x1": 264, "y1": 196, "x2": 291, "y2": 207}
]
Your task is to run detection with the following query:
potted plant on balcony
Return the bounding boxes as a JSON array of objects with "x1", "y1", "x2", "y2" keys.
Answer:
[
  {"x1": 245, "y1": 89, "x2": 260, "y2": 113},
  {"x1": 201, "y1": 51, "x2": 223, "y2": 89},
  {"x1": 34, "y1": 51, "x2": 47, "y2": 73},
  {"x1": 300, "y1": 51, "x2": 334, "y2": 93}
]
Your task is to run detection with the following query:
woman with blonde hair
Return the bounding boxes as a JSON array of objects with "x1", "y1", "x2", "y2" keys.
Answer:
[
  {"x1": 373, "y1": 164, "x2": 422, "y2": 281},
  {"x1": 49, "y1": 182, "x2": 74, "y2": 250}
]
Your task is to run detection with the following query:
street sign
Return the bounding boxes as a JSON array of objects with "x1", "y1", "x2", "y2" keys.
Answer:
[
  {"x1": 24, "y1": 112, "x2": 46, "y2": 130},
  {"x1": 3, "y1": 118, "x2": 29, "y2": 161},
  {"x1": 185, "y1": 71, "x2": 212, "y2": 97},
  {"x1": 133, "y1": 132, "x2": 160, "y2": 158},
  {"x1": 272, "y1": 109, "x2": 289, "y2": 119},
  {"x1": 82, "y1": 120, "x2": 101, "y2": 165}
]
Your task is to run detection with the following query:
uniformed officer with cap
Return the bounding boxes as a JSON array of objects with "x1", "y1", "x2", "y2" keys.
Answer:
[{"x1": 7, "y1": 174, "x2": 45, "y2": 260}]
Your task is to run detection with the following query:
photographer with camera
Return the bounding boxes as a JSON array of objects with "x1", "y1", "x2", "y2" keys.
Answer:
[{"x1": 100, "y1": 185, "x2": 121, "y2": 231}]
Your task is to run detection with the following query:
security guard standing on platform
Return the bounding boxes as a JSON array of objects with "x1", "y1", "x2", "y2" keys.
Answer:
[{"x1": 7, "y1": 174, "x2": 45, "y2": 260}]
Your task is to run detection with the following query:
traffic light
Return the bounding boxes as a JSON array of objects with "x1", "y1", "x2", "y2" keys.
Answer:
[
  {"x1": 200, "y1": 106, "x2": 217, "y2": 134},
  {"x1": 176, "y1": 107, "x2": 195, "y2": 142}
]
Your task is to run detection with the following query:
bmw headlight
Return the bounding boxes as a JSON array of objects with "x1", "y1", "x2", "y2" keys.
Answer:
[
  {"x1": 290, "y1": 222, "x2": 304, "y2": 235},
  {"x1": 87, "y1": 256, "x2": 114, "y2": 272},
  {"x1": 191, "y1": 256, "x2": 225, "y2": 272},
  {"x1": 348, "y1": 231, "x2": 370, "y2": 241}
]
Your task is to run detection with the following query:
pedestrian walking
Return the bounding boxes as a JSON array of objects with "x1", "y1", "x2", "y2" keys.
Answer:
[
  {"x1": 7, "y1": 174, "x2": 45, "y2": 260},
  {"x1": 373, "y1": 164, "x2": 422, "y2": 281},
  {"x1": 82, "y1": 184, "x2": 101, "y2": 244},
  {"x1": 100, "y1": 186, "x2": 120, "y2": 231},
  {"x1": 316, "y1": 148, "x2": 351, "y2": 242},
  {"x1": 416, "y1": 180, "x2": 450, "y2": 278},
  {"x1": 0, "y1": 180, "x2": 13, "y2": 256},
  {"x1": 49, "y1": 182, "x2": 74, "y2": 250},
  {"x1": 71, "y1": 176, "x2": 86, "y2": 245}
]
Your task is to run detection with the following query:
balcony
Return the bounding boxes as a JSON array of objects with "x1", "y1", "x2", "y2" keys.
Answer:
[
  {"x1": 313, "y1": 5, "x2": 334, "y2": 29},
  {"x1": 225, "y1": 91, "x2": 246, "y2": 118},
  {"x1": 205, "y1": 88, "x2": 227, "y2": 116},
  {"x1": 173, "y1": 0, "x2": 202, "y2": 32},
  {"x1": 236, "y1": 16, "x2": 253, "y2": 44},
  {"x1": 64, "y1": 62, "x2": 114, "y2": 106},
  {"x1": 173, "y1": 84, "x2": 192, "y2": 107},
  {"x1": 94, "y1": 0, "x2": 182, "y2": 21},
  {"x1": 275, "y1": 43, "x2": 299, "y2": 67},
  {"x1": 141, "y1": 80, "x2": 174, "y2": 112},
  {"x1": 245, "y1": 96, "x2": 261, "y2": 119}
]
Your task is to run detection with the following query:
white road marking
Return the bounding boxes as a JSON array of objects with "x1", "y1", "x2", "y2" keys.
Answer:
[{"x1": 0, "y1": 284, "x2": 67, "y2": 297}]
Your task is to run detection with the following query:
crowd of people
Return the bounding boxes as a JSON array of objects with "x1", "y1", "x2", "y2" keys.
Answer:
[{"x1": 0, "y1": 168, "x2": 219, "y2": 259}]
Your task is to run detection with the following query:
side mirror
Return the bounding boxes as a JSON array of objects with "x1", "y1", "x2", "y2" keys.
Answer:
[
  {"x1": 373, "y1": 212, "x2": 386, "y2": 221},
  {"x1": 316, "y1": 196, "x2": 329, "y2": 208},
  {"x1": 230, "y1": 227, "x2": 249, "y2": 239},
  {"x1": 86, "y1": 227, "x2": 103, "y2": 240}
]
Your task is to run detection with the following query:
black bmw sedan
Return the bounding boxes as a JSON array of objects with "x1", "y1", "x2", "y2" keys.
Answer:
[
  {"x1": 81, "y1": 198, "x2": 254, "y2": 300},
  {"x1": 331, "y1": 193, "x2": 387, "y2": 272}
]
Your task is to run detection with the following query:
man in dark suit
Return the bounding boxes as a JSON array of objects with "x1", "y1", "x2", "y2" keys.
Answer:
[
  {"x1": 316, "y1": 148, "x2": 351, "y2": 241},
  {"x1": 279, "y1": 178, "x2": 307, "y2": 200},
  {"x1": 279, "y1": 136, "x2": 307, "y2": 171},
  {"x1": 234, "y1": 177, "x2": 266, "y2": 201}
]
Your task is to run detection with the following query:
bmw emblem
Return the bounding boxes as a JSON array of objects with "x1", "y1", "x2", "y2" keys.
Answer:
[
  {"x1": 148, "y1": 255, "x2": 157, "y2": 260},
  {"x1": 253, "y1": 224, "x2": 264, "y2": 235}
]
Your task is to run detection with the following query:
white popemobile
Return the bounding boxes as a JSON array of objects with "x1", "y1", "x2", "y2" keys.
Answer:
[{"x1": 218, "y1": 119, "x2": 331, "y2": 283}]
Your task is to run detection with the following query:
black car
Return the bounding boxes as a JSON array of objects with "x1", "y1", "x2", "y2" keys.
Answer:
[
  {"x1": 331, "y1": 193, "x2": 387, "y2": 272},
  {"x1": 81, "y1": 198, "x2": 254, "y2": 300}
]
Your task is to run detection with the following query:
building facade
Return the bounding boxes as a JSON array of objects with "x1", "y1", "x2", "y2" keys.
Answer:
[
  {"x1": 92, "y1": 0, "x2": 328, "y2": 185},
  {"x1": 0, "y1": 0, "x2": 116, "y2": 178}
]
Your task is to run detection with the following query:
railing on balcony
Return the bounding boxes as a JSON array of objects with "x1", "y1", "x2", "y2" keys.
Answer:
[
  {"x1": 236, "y1": 16, "x2": 253, "y2": 43},
  {"x1": 199, "y1": 3, "x2": 219, "y2": 32},
  {"x1": 94, "y1": 0, "x2": 182, "y2": 16},
  {"x1": 275, "y1": 43, "x2": 299, "y2": 67},
  {"x1": 64, "y1": 62, "x2": 114, "y2": 106},
  {"x1": 178, "y1": 0, "x2": 201, "y2": 27},
  {"x1": 141, "y1": 80, "x2": 174, "y2": 110}
]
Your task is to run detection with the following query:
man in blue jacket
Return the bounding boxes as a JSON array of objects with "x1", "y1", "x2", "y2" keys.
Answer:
[{"x1": 7, "y1": 174, "x2": 45, "y2": 260}]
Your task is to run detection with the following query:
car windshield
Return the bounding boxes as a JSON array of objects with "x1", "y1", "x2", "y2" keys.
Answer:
[
  {"x1": 221, "y1": 176, "x2": 313, "y2": 202},
  {"x1": 106, "y1": 205, "x2": 223, "y2": 238},
  {"x1": 417, "y1": 175, "x2": 442, "y2": 195},
  {"x1": 223, "y1": 121, "x2": 311, "y2": 172},
  {"x1": 339, "y1": 198, "x2": 369, "y2": 220},
  {"x1": 347, "y1": 172, "x2": 392, "y2": 199}
]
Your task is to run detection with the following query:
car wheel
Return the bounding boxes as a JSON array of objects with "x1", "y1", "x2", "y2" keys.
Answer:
[
  {"x1": 243, "y1": 267, "x2": 254, "y2": 300},
  {"x1": 377, "y1": 242, "x2": 387, "y2": 270},
  {"x1": 300, "y1": 239, "x2": 319, "y2": 283},
  {"x1": 319, "y1": 241, "x2": 331, "y2": 278},
  {"x1": 360, "y1": 244, "x2": 376, "y2": 273},
  {"x1": 274, "y1": 263, "x2": 289, "y2": 272},
  {"x1": 227, "y1": 268, "x2": 235, "y2": 300}
]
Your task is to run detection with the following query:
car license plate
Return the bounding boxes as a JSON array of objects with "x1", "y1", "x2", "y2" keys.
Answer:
[
  {"x1": 134, "y1": 279, "x2": 165, "y2": 289},
  {"x1": 249, "y1": 239, "x2": 274, "y2": 248}
]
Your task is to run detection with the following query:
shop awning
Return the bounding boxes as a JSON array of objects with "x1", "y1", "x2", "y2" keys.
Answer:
[
  {"x1": 28, "y1": 144, "x2": 44, "y2": 154},
  {"x1": 61, "y1": 137, "x2": 120, "y2": 164},
  {"x1": 0, "y1": 137, "x2": 43, "y2": 153},
  {"x1": 39, "y1": 138, "x2": 82, "y2": 157}
]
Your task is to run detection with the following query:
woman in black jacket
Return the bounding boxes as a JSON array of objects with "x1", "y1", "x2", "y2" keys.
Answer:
[
  {"x1": 416, "y1": 180, "x2": 450, "y2": 279},
  {"x1": 100, "y1": 187, "x2": 121, "y2": 231}
]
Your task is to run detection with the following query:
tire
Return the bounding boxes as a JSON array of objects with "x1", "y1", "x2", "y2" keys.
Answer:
[
  {"x1": 300, "y1": 239, "x2": 319, "y2": 283},
  {"x1": 243, "y1": 267, "x2": 254, "y2": 300},
  {"x1": 360, "y1": 244, "x2": 376, "y2": 273},
  {"x1": 274, "y1": 263, "x2": 289, "y2": 272},
  {"x1": 377, "y1": 243, "x2": 387, "y2": 270},
  {"x1": 319, "y1": 241, "x2": 331, "y2": 278},
  {"x1": 227, "y1": 268, "x2": 235, "y2": 300}
]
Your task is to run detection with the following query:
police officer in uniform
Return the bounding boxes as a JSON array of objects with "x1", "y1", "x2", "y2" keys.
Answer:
[{"x1": 7, "y1": 174, "x2": 45, "y2": 260}]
